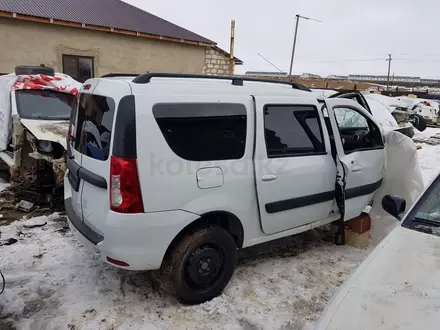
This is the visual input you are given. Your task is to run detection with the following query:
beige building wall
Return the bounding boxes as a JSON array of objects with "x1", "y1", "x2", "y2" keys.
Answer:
[{"x1": 0, "y1": 17, "x2": 206, "y2": 76}]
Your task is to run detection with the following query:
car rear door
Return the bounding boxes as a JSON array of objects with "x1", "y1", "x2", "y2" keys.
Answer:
[
  {"x1": 324, "y1": 98, "x2": 385, "y2": 221},
  {"x1": 254, "y1": 96, "x2": 337, "y2": 235},
  {"x1": 66, "y1": 87, "x2": 88, "y2": 222},
  {"x1": 79, "y1": 81, "x2": 132, "y2": 235}
]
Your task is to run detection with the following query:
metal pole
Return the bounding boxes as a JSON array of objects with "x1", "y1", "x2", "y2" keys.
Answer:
[
  {"x1": 289, "y1": 15, "x2": 300, "y2": 76},
  {"x1": 229, "y1": 20, "x2": 236, "y2": 75},
  {"x1": 386, "y1": 54, "x2": 392, "y2": 91}
]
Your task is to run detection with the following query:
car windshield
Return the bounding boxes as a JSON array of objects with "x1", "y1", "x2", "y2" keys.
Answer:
[
  {"x1": 15, "y1": 89, "x2": 75, "y2": 120},
  {"x1": 403, "y1": 174, "x2": 440, "y2": 236}
]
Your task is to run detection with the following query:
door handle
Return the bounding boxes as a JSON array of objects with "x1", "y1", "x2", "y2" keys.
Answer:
[
  {"x1": 352, "y1": 165, "x2": 363, "y2": 172},
  {"x1": 262, "y1": 174, "x2": 277, "y2": 182}
]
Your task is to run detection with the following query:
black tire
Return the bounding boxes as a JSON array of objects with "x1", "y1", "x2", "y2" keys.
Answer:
[
  {"x1": 161, "y1": 226, "x2": 237, "y2": 304},
  {"x1": 410, "y1": 114, "x2": 427, "y2": 132}
]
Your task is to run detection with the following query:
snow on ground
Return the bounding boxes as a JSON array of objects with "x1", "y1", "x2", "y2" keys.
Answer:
[
  {"x1": 1, "y1": 219, "x2": 368, "y2": 330},
  {"x1": 1, "y1": 128, "x2": 440, "y2": 330},
  {"x1": 414, "y1": 127, "x2": 440, "y2": 184}
]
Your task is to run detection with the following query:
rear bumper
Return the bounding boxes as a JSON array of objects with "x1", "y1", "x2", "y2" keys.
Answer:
[
  {"x1": 65, "y1": 198, "x2": 103, "y2": 245},
  {"x1": 65, "y1": 197, "x2": 199, "y2": 271}
]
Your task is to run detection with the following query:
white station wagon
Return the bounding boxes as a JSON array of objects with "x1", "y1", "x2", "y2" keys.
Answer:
[{"x1": 65, "y1": 73, "x2": 387, "y2": 304}]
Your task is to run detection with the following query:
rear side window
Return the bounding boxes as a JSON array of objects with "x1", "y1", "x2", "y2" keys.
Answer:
[
  {"x1": 153, "y1": 103, "x2": 247, "y2": 161},
  {"x1": 264, "y1": 105, "x2": 325, "y2": 158},
  {"x1": 74, "y1": 94, "x2": 115, "y2": 161}
]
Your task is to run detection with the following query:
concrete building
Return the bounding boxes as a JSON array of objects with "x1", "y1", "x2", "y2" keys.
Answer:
[
  {"x1": 300, "y1": 73, "x2": 321, "y2": 79},
  {"x1": 245, "y1": 71, "x2": 288, "y2": 77},
  {"x1": 0, "y1": 0, "x2": 242, "y2": 81},
  {"x1": 327, "y1": 74, "x2": 348, "y2": 80},
  {"x1": 420, "y1": 78, "x2": 440, "y2": 85},
  {"x1": 348, "y1": 74, "x2": 421, "y2": 83}
]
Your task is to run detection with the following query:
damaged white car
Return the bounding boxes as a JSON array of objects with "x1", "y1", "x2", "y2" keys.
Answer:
[
  {"x1": 0, "y1": 66, "x2": 80, "y2": 187},
  {"x1": 396, "y1": 96, "x2": 439, "y2": 125}
]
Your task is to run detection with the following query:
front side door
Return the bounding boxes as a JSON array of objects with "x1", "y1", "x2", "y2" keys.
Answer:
[
  {"x1": 325, "y1": 99, "x2": 385, "y2": 221},
  {"x1": 254, "y1": 96, "x2": 337, "y2": 235}
]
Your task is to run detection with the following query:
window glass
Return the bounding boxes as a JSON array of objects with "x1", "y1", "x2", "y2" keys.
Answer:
[
  {"x1": 413, "y1": 182, "x2": 440, "y2": 224},
  {"x1": 78, "y1": 58, "x2": 94, "y2": 83},
  {"x1": 306, "y1": 117, "x2": 323, "y2": 144},
  {"x1": 74, "y1": 94, "x2": 115, "y2": 161},
  {"x1": 63, "y1": 56, "x2": 78, "y2": 80},
  {"x1": 333, "y1": 107, "x2": 383, "y2": 153},
  {"x1": 15, "y1": 90, "x2": 75, "y2": 120},
  {"x1": 68, "y1": 94, "x2": 79, "y2": 142},
  {"x1": 334, "y1": 108, "x2": 368, "y2": 128},
  {"x1": 63, "y1": 55, "x2": 94, "y2": 83},
  {"x1": 153, "y1": 103, "x2": 247, "y2": 161},
  {"x1": 264, "y1": 105, "x2": 325, "y2": 158},
  {"x1": 404, "y1": 175, "x2": 440, "y2": 237}
]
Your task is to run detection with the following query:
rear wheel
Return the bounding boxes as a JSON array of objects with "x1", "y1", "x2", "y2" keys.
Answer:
[{"x1": 161, "y1": 226, "x2": 237, "y2": 304}]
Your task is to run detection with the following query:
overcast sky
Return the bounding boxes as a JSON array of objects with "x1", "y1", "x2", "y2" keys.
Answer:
[{"x1": 126, "y1": 0, "x2": 439, "y2": 78}]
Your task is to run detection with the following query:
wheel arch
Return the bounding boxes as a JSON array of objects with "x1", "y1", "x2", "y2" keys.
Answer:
[{"x1": 161, "y1": 211, "x2": 244, "y2": 265}]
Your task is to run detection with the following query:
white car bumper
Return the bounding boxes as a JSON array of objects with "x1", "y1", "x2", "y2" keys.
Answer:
[{"x1": 65, "y1": 197, "x2": 199, "y2": 271}]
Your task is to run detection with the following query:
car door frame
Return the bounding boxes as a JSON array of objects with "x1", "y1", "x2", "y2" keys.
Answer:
[
  {"x1": 324, "y1": 98, "x2": 385, "y2": 222},
  {"x1": 66, "y1": 89, "x2": 88, "y2": 223},
  {"x1": 329, "y1": 91, "x2": 372, "y2": 114}
]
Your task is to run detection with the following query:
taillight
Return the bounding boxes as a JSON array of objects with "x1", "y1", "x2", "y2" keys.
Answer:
[
  {"x1": 67, "y1": 129, "x2": 72, "y2": 137},
  {"x1": 110, "y1": 156, "x2": 144, "y2": 213}
]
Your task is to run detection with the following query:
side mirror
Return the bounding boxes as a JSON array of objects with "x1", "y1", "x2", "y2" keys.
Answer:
[{"x1": 382, "y1": 195, "x2": 406, "y2": 220}]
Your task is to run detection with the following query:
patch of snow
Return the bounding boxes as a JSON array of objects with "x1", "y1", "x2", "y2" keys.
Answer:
[
  {"x1": 0, "y1": 218, "x2": 369, "y2": 329},
  {"x1": 414, "y1": 126, "x2": 439, "y2": 139},
  {"x1": 416, "y1": 142, "x2": 440, "y2": 184},
  {"x1": 22, "y1": 216, "x2": 48, "y2": 228}
]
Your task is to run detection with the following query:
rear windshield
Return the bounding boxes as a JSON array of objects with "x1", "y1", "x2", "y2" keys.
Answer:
[
  {"x1": 73, "y1": 94, "x2": 115, "y2": 161},
  {"x1": 15, "y1": 89, "x2": 75, "y2": 120}
]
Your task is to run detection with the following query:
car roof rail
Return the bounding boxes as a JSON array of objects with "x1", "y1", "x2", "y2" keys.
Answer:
[
  {"x1": 132, "y1": 72, "x2": 311, "y2": 91},
  {"x1": 101, "y1": 73, "x2": 141, "y2": 78}
]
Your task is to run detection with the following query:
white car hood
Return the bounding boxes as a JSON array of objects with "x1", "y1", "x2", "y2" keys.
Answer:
[
  {"x1": 365, "y1": 96, "x2": 400, "y2": 129},
  {"x1": 20, "y1": 119, "x2": 69, "y2": 149},
  {"x1": 366, "y1": 94, "x2": 407, "y2": 112},
  {"x1": 316, "y1": 225, "x2": 440, "y2": 330}
]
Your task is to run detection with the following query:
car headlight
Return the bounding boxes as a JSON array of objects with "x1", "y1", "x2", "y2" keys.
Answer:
[{"x1": 38, "y1": 140, "x2": 54, "y2": 153}]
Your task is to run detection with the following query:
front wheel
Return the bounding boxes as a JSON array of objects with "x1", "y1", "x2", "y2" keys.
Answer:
[
  {"x1": 161, "y1": 226, "x2": 237, "y2": 304},
  {"x1": 410, "y1": 114, "x2": 427, "y2": 132}
]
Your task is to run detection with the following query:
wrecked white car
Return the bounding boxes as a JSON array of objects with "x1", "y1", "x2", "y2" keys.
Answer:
[
  {"x1": 327, "y1": 92, "x2": 426, "y2": 138},
  {"x1": 396, "y1": 96, "x2": 439, "y2": 125},
  {"x1": 0, "y1": 67, "x2": 80, "y2": 188}
]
